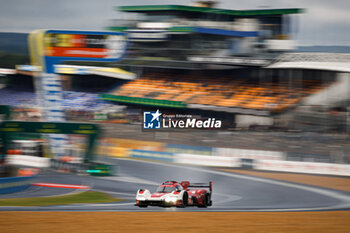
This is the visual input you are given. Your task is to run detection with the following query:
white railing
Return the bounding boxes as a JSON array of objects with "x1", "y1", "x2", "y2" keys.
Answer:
[{"x1": 275, "y1": 53, "x2": 350, "y2": 63}]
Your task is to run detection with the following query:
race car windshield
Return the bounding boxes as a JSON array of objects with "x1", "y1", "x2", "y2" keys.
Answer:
[{"x1": 156, "y1": 186, "x2": 176, "y2": 193}]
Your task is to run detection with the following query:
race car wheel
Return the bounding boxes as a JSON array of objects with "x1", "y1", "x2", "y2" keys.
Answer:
[
  {"x1": 138, "y1": 202, "x2": 148, "y2": 208},
  {"x1": 206, "y1": 194, "x2": 212, "y2": 206},
  {"x1": 178, "y1": 191, "x2": 188, "y2": 208},
  {"x1": 208, "y1": 195, "x2": 212, "y2": 206},
  {"x1": 192, "y1": 196, "x2": 198, "y2": 205},
  {"x1": 183, "y1": 192, "x2": 188, "y2": 206},
  {"x1": 198, "y1": 194, "x2": 209, "y2": 208}
]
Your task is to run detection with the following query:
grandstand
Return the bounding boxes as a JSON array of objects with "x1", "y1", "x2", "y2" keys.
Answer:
[
  {"x1": 0, "y1": 2, "x2": 348, "y2": 174},
  {"x1": 1, "y1": 2, "x2": 349, "y2": 132},
  {"x1": 109, "y1": 3, "x2": 301, "y2": 59},
  {"x1": 105, "y1": 3, "x2": 306, "y2": 113},
  {"x1": 101, "y1": 2, "x2": 349, "y2": 130},
  {"x1": 0, "y1": 70, "x2": 125, "y2": 116},
  {"x1": 111, "y1": 70, "x2": 326, "y2": 114}
]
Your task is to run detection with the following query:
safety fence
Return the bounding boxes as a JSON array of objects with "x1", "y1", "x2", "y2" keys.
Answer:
[{"x1": 98, "y1": 137, "x2": 350, "y2": 176}]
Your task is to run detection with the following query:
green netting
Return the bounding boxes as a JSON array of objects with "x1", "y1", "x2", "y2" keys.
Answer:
[{"x1": 101, "y1": 94, "x2": 187, "y2": 108}]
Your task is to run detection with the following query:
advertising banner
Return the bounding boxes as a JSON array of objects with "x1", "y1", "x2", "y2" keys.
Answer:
[
  {"x1": 214, "y1": 147, "x2": 285, "y2": 160},
  {"x1": 130, "y1": 149, "x2": 174, "y2": 162},
  {"x1": 167, "y1": 144, "x2": 212, "y2": 156},
  {"x1": 44, "y1": 32, "x2": 127, "y2": 60},
  {"x1": 175, "y1": 153, "x2": 240, "y2": 167}
]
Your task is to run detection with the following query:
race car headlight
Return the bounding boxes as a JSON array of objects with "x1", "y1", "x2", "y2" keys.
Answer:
[
  {"x1": 137, "y1": 197, "x2": 146, "y2": 201},
  {"x1": 165, "y1": 196, "x2": 177, "y2": 203}
]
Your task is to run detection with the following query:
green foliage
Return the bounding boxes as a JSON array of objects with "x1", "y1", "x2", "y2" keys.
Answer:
[
  {"x1": 0, "y1": 33, "x2": 28, "y2": 55},
  {"x1": 0, "y1": 51, "x2": 29, "y2": 68},
  {"x1": 0, "y1": 32, "x2": 29, "y2": 68}
]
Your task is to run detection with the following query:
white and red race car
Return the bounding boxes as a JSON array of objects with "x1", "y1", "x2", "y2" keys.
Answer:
[{"x1": 135, "y1": 180, "x2": 213, "y2": 208}]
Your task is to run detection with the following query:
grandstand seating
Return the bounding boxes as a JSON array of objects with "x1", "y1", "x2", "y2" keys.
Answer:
[
  {"x1": 111, "y1": 73, "x2": 327, "y2": 112},
  {"x1": 0, "y1": 87, "x2": 117, "y2": 112},
  {"x1": 0, "y1": 88, "x2": 37, "y2": 106}
]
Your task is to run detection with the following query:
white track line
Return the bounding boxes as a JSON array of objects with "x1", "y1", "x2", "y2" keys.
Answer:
[
  {"x1": 84, "y1": 202, "x2": 135, "y2": 207},
  {"x1": 213, "y1": 193, "x2": 242, "y2": 205},
  {"x1": 97, "y1": 176, "x2": 158, "y2": 186},
  {"x1": 92, "y1": 189, "x2": 136, "y2": 197}
]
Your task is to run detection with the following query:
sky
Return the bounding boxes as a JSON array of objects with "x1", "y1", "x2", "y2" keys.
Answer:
[{"x1": 0, "y1": 0, "x2": 349, "y2": 46}]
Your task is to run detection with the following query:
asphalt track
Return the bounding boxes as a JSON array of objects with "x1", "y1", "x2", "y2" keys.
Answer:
[{"x1": 1, "y1": 156, "x2": 350, "y2": 212}]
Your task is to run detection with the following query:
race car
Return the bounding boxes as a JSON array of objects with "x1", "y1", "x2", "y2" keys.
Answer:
[{"x1": 135, "y1": 180, "x2": 212, "y2": 208}]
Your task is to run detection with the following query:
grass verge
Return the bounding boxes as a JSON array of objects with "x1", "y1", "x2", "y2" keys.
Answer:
[{"x1": 0, "y1": 191, "x2": 124, "y2": 206}]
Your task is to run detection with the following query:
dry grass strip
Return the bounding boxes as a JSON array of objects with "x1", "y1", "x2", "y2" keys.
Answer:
[{"x1": 0, "y1": 212, "x2": 349, "y2": 233}]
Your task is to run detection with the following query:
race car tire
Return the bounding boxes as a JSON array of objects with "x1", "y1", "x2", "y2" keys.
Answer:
[
  {"x1": 198, "y1": 194, "x2": 209, "y2": 208},
  {"x1": 178, "y1": 191, "x2": 188, "y2": 208},
  {"x1": 192, "y1": 196, "x2": 198, "y2": 205},
  {"x1": 183, "y1": 191, "x2": 188, "y2": 206},
  {"x1": 138, "y1": 202, "x2": 148, "y2": 208},
  {"x1": 207, "y1": 194, "x2": 212, "y2": 206}
]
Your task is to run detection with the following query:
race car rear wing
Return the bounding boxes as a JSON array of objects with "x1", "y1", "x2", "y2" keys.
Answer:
[{"x1": 187, "y1": 182, "x2": 213, "y2": 192}]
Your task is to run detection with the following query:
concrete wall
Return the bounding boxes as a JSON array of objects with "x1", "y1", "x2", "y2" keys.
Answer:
[{"x1": 236, "y1": 114, "x2": 274, "y2": 127}]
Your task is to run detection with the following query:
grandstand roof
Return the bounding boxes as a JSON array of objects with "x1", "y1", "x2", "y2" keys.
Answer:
[
  {"x1": 268, "y1": 53, "x2": 350, "y2": 72},
  {"x1": 118, "y1": 5, "x2": 303, "y2": 16}
]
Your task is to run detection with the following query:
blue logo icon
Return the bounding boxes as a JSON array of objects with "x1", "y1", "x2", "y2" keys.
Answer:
[{"x1": 143, "y1": 109, "x2": 162, "y2": 129}]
